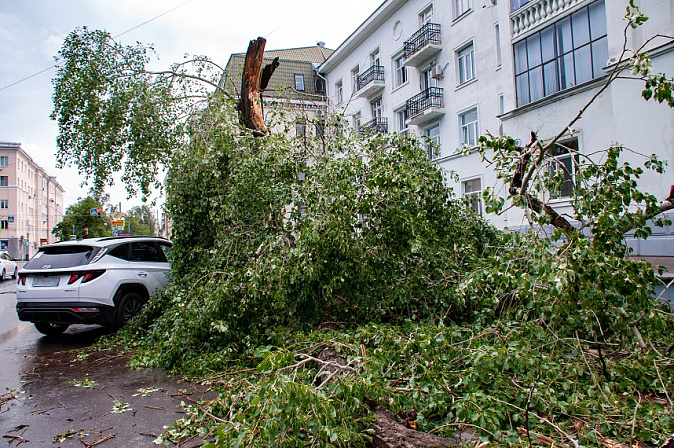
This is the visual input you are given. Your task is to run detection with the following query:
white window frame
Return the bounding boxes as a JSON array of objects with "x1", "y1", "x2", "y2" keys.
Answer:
[
  {"x1": 454, "y1": 0, "x2": 471, "y2": 18},
  {"x1": 395, "y1": 107, "x2": 408, "y2": 133},
  {"x1": 351, "y1": 65, "x2": 360, "y2": 91},
  {"x1": 459, "y1": 107, "x2": 479, "y2": 147},
  {"x1": 462, "y1": 176, "x2": 483, "y2": 215},
  {"x1": 370, "y1": 97, "x2": 383, "y2": 118},
  {"x1": 294, "y1": 74, "x2": 305, "y2": 91},
  {"x1": 370, "y1": 48, "x2": 381, "y2": 67},
  {"x1": 419, "y1": 4, "x2": 433, "y2": 26},
  {"x1": 0, "y1": 200, "x2": 7, "y2": 209},
  {"x1": 457, "y1": 43, "x2": 476, "y2": 85},
  {"x1": 335, "y1": 79, "x2": 343, "y2": 104},
  {"x1": 393, "y1": 54, "x2": 408, "y2": 88},
  {"x1": 548, "y1": 138, "x2": 579, "y2": 200},
  {"x1": 494, "y1": 23, "x2": 502, "y2": 68},
  {"x1": 0, "y1": 156, "x2": 8, "y2": 167},
  {"x1": 424, "y1": 123, "x2": 441, "y2": 159},
  {"x1": 352, "y1": 111, "x2": 361, "y2": 133}
]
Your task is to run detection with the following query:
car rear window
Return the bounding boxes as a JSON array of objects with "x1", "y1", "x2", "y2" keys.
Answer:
[{"x1": 24, "y1": 245, "x2": 101, "y2": 269}]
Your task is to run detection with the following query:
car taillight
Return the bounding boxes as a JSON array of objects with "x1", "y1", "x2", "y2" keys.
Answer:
[
  {"x1": 18, "y1": 274, "x2": 26, "y2": 286},
  {"x1": 68, "y1": 274, "x2": 82, "y2": 285},
  {"x1": 81, "y1": 270, "x2": 105, "y2": 283}
]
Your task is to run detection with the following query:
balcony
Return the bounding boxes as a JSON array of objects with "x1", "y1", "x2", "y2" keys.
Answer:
[
  {"x1": 406, "y1": 87, "x2": 444, "y2": 126},
  {"x1": 511, "y1": 0, "x2": 581, "y2": 39},
  {"x1": 403, "y1": 23, "x2": 441, "y2": 68},
  {"x1": 361, "y1": 117, "x2": 388, "y2": 134},
  {"x1": 356, "y1": 65, "x2": 385, "y2": 98}
]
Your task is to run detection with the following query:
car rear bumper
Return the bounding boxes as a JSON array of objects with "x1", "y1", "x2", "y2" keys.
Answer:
[{"x1": 16, "y1": 301, "x2": 116, "y2": 325}]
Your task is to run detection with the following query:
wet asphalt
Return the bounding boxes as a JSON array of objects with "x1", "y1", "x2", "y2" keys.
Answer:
[{"x1": 0, "y1": 270, "x2": 213, "y2": 447}]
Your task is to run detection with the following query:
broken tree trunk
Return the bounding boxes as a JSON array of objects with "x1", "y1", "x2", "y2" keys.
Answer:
[{"x1": 238, "y1": 37, "x2": 279, "y2": 135}]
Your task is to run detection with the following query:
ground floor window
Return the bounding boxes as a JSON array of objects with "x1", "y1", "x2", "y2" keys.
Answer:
[{"x1": 462, "y1": 177, "x2": 482, "y2": 214}]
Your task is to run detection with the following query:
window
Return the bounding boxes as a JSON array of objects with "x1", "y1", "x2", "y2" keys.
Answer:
[
  {"x1": 419, "y1": 5, "x2": 433, "y2": 25},
  {"x1": 296, "y1": 122, "x2": 307, "y2": 139},
  {"x1": 352, "y1": 112, "x2": 361, "y2": 133},
  {"x1": 459, "y1": 107, "x2": 478, "y2": 146},
  {"x1": 371, "y1": 97, "x2": 382, "y2": 118},
  {"x1": 494, "y1": 23, "x2": 502, "y2": 68},
  {"x1": 370, "y1": 48, "x2": 380, "y2": 67},
  {"x1": 0, "y1": 177, "x2": 7, "y2": 187},
  {"x1": 513, "y1": 1, "x2": 607, "y2": 106},
  {"x1": 294, "y1": 74, "x2": 305, "y2": 91},
  {"x1": 130, "y1": 242, "x2": 166, "y2": 262},
  {"x1": 462, "y1": 177, "x2": 482, "y2": 214},
  {"x1": 548, "y1": 138, "x2": 579, "y2": 199},
  {"x1": 421, "y1": 67, "x2": 438, "y2": 90},
  {"x1": 0, "y1": 157, "x2": 7, "y2": 167},
  {"x1": 394, "y1": 55, "x2": 408, "y2": 87},
  {"x1": 498, "y1": 93, "x2": 505, "y2": 115},
  {"x1": 351, "y1": 66, "x2": 360, "y2": 91},
  {"x1": 454, "y1": 0, "x2": 471, "y2": 17},
  {"x1": 511, "y1": 0, "x2": 530, "y2": 10},
  {"x1": 457, "y1": 43, "x2": 476, "y2": 84},
  {"x1": 396, "y1": 109, "x2": 408, "y2": 132},
  {"x1": 335, "y1": 80, "x2": 343, "y2": 104},
  {"x1": 424, "y1": 123, "x2": 441, "y2": 159},
  {"x1": 0, "y1": 200, "x2": 7, "y2": 209},
  {"x1": 1, "y1": 221, "x2": 8, "y2": 230}
]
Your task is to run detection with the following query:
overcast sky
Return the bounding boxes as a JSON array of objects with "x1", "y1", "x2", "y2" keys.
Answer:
[{"x1": 0, "y1": 0, "x2": 382, "y2": 211}]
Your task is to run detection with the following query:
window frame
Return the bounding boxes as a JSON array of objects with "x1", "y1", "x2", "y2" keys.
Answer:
[
  {"x1": 335, "y1": 79, "x2": 343, "y2": 104},
  {"x1": 393, "y1": 54, "x2": 408, "y2": 88},
  {"x1": 419, "y1": 4, "x2": 434, "y2": 26},
  {"x1": 547, "y1": 138, "x2": 580, "y2": 200},
  {"x1": 513, "y1": 0, "x2": 608, "y2": 107},
  {"x1": 462, "y1": 176, "x2": 483, "y2": 215},
  {"x1": 0, "y1": 156, "x2": 8, "y2": 167},
  {"x1": 459, "y1": 107, "x2": 479, "y2": 147},
  {"x1": 294, "y1": 74, "x2": 305, "y2": 91},
  {"x1": 454, "y1": 0, "x2": 471, "y2": 18},
  {"x1": 457, "y1": 42, "x2": 476, "y2": 85},
  {"x1": 423, "y1": 122, "x2": 441, "y2": 159},
  {"x1": 351, "y1": 65, "x2": 360, "y2": 91},
  {"x1": 0, "y1": 176, "x2": 8, "y2": 187}
]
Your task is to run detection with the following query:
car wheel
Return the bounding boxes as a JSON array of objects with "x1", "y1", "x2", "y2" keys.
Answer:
[
  {"x1": 11, "y1": 268, "x2": 17, "y2": 280},
  {"x1": 34, "y1": 322, "x2": 70, "y2": 336},
  {"x1": 116, "y1": 292, "x2": 144, "y2": 327},
  {"x1": 0, "y1": 269, "x2": 5, "y2": 281}
]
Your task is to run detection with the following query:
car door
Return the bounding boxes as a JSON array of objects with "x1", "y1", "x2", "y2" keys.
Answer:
[{"x1": 128, "y1": 241, "x2": 170, "y2": 295}]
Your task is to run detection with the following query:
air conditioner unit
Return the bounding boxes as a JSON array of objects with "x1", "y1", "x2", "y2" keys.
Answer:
[{"x1": 431, "y1": 66, "x2": 444, "y2": 79}]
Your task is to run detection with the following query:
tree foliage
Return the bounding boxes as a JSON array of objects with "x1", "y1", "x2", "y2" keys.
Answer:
[
  {"x1": 51, "y1": 27, "x2": 222, "y2": 198},
  {"x1": 52, "y1": 196, "x2": 111, "y2": 240},
  {"x1": 123, "y1": 205, "x2": 158, "y2": 236}
]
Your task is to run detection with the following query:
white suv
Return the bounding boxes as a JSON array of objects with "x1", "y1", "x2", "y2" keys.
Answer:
[{"x1": 16, "y1": 236, "x2": 172, "y2": 336}]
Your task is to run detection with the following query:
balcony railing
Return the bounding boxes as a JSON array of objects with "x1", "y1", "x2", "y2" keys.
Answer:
[
  {"x1": 356, "y1": 65, "x2": 385, "y2": 91},
  {"x1": 406, "y1": 87, "x2": 444, "y2": 121},
  {"x1": 403, "y1": 23, "x2": 441, "y2": 67},
  {"x1": 361, "y1": 117, "x2": 388, "y2": 134},
  {"x1": 511, "y1": 0, "x2": 581, "y2": 39}
]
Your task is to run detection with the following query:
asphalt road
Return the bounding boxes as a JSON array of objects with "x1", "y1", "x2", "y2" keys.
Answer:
[{"x1": 0, "y1": 269, "x2": 212, "y2": 447}]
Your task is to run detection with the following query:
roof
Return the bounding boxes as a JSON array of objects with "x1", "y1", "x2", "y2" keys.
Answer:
[
  {"x1": 222, "y1": 45, "x2": 334, "y2": 101},
  {"x1": 229, "y1": 45, "x2": 334, "y2": 64}
]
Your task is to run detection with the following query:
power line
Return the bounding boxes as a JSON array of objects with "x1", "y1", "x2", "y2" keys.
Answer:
[{"x1": 0, "y1": 0, "x2": 198, "y2": 92}]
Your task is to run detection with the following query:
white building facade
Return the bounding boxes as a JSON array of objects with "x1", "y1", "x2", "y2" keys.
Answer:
[{"x1": 320, "y1": 0, "x2": 674, "y2": 256}]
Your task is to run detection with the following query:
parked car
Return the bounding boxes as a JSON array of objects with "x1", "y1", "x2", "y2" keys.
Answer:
[
  {"x1": 0, "y1": 250, "x2": 17, "y2": 281},
  {"x1": 16, "y1": 236, "x2": 172, "y2": 336}
]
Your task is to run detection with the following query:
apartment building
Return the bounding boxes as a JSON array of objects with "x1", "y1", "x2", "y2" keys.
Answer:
[
  {"x1": 0, "y1": 142, "x2": 65, "y2": 260},
  {"x1": 319, "y1": 0, "x2": 674, "y2": 256}
]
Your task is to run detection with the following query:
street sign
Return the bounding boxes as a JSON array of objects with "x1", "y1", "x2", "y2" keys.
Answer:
[
  {"x1": 7, "y1": 216, "x2": 14, "y2": 223},
  {"x1": 111, "y1": 220, "x2": 125, "y2": 226},
  {"x1": 90, "y1": 208, "x2": 99, "y2": 216}
]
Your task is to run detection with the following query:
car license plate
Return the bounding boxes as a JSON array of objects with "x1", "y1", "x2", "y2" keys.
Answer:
[{"x1": 32, "y1": 276, "x2": 60, "y2": 287}]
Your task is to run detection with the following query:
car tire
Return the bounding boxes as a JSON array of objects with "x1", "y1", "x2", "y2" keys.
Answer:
[
  {"x1": 116, "y1": 292, "x2": 144, "y2": 328},
  {"x1": 11, "y1": 268, "x2": 17, "y2": 280},
  {"x1": 0, "y1": 269, "x2": 4, "y2": 281},
  {"x1": 34, "y1": 322, "x2": 70, "y2": 336}
]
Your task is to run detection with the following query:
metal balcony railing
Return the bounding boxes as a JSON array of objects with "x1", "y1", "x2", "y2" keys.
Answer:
[
  {"x1": 361, "y1": 117, "x2": 388, "y2": 134},
  {"x1": 356, "y1": 65, "x2": 385, "y2": 91},
  {"x1": 406, "y1": 87, "x2": 443, "y2": 119},
  {"x1": 403, "y1": 23, "x2": 441, "y2": 60}
]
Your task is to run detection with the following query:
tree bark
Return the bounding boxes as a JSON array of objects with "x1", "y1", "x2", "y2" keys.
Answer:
[{"x1": 238, "y1": 37, "x2": 279, "y2": 135}]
